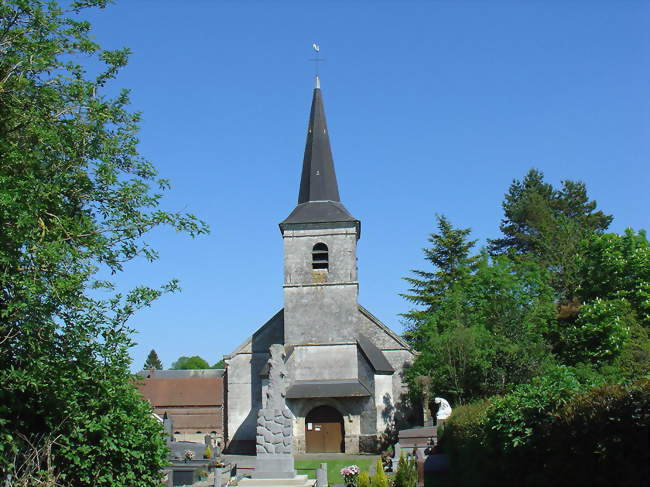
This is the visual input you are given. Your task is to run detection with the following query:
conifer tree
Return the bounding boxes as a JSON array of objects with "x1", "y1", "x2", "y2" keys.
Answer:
[
  {"x1": 401, "y1": 215, "x2": 477, "y2": 346},
  {"x1": 488, "y1": 168, "x2": 612, "y2": 299},
  {"x1": 144, "y1": 349, "x2": 163, "y2": 370}
]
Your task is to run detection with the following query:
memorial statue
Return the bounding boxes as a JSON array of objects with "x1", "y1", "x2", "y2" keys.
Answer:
[
  {"x1": 244, "y1": 343, "x2": 298, "y2": 483},
  {"x1": 434, "y1": 397, "x2": 452, "y2": 421}
]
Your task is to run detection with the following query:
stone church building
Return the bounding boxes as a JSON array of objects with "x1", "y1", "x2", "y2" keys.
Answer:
[{"x1": 224, "y1": 79, "x2": 414, "y2": 454}]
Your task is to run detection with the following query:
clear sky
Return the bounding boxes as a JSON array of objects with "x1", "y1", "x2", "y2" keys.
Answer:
[{"x1": 82, "y1": 1, "x2": 649, "y2": 371}]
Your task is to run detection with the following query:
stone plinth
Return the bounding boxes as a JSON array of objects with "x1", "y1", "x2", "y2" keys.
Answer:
[
  {"x1": 238, "y1": 474, "x2": 316, "y2": 486},
  {"x1": 252, "y1": 454, "x2": 295, "y2": 479}
]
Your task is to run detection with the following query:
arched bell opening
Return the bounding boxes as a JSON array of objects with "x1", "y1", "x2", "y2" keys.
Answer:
[{"x1": 305, "y1": 405, "x2": 344, "y2": 453}]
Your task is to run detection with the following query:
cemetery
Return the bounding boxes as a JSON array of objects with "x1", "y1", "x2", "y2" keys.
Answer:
[{"x1": 2, "y1": 2, "x2": 648, "y2": 486}]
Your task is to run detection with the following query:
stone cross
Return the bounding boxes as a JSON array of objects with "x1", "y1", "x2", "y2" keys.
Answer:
[
  {"x1": 266, "y1": 344, "x2": 289, "y2": 411},
  {"x1": 251, "y1": 344, "x2": 296, "y2": 480}
]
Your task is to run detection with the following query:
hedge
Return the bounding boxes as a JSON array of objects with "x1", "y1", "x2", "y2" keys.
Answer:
[{"x1": 439, "y1": 376, "x2": 649, "y2": 486}]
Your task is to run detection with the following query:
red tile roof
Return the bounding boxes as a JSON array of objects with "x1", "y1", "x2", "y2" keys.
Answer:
[
  {"x1": 137, "y1": 377, "x2": 224, "y2": 407},
  {"x1": 168, "y1": 412, "x2": 223, "y2": 430}
]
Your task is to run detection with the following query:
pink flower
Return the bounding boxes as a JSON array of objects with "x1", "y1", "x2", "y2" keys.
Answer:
[{"x1": 340, "y1": 465, "x2": 360, "y2": 484}]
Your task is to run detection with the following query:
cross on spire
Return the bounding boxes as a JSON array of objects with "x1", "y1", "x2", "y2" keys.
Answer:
[{"x1": 308, "y1": 42, "x2": 326, "y2": 85}]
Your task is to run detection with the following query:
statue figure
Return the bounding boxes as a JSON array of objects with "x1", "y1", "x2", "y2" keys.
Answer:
[{"x1": 434, "y1": 397, "x2": 452, "y2": 421}]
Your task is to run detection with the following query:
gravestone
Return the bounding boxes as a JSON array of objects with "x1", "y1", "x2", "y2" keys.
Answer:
[{"x1": 416, "y1": 376, "x2": 434, "y2": 427}]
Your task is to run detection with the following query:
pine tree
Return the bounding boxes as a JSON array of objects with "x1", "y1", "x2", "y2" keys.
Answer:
[
  {"x1": 143, "y1": 349, "x2": 163, "y2": 370},
  {"x1": 401, "y1": 215, "x2": 477, "y2": 347},
  {"x1": 488, "y1": 168, "x2": 612, "y2": 299}
]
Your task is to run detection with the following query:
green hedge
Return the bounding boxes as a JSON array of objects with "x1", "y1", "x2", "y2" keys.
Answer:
[{"x1": 439, "y1": 374, "x2": 650, "y2": 486}]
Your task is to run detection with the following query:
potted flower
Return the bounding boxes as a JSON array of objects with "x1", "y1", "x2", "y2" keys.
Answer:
[{"x1": 340, "y1": 464, "x2": 360, "y2": 487}]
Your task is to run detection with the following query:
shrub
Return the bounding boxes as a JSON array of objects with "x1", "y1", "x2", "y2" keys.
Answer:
[
  {"x1": 537, "y1": 379, "x2": 650, "y2": 486},
  {"x1": 392, "y1": 453, "x2": 417, "y2": 487},
  {"x1": 358, "y1": 471, "x2": 371, "y2": 487},
  {"x1": 484, "y1": 366, "x2": 582, "y2": 452},
  {"x1": 371, "y1": 457, "x2": 389, "y2": 487},
  {"x1": 438, "y1": 399, "x2": 492, "y2": 485}
]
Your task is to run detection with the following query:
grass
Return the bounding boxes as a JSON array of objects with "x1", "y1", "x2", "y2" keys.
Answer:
[{"x1": 295, "y1": 456, "x2": 377, "y2": 484}]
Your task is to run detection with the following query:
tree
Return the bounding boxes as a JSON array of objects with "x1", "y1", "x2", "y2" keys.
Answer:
[
  {"x1": 0, "y1": 1, "x2": 207, "y2": 484},
  {"x1": 144, "y1": 349, "x2": 163, "y2": 370},
  {"x1": 579, "y1": 229, "x2": 650, "y2": 327},
  {"x1": 212, "y1": 359, "x2": 226, "y2": 369},
  {"x1": 171, "y1": 355, "x2": 211, "y2": 370},
  {"x1": 488, "y1": 169, "x2": 612, "y2": 300},
  {"x1": 401, "y1": 215, "x2": 477, "y2": 346},
  {"x1": 406, "y1": 255, "x2": 556, "y2": 404},
  {"x1": 547, "y1": 229, "x2": 650, "y2": 376},
  {"x1": 558, "y1": 298, "x2": 634, "y2": 366}
]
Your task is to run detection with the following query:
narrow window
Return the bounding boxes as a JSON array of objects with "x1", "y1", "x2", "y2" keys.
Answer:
[{"x1": 312, "y1": 243, "x2": 328, "y2": 271}]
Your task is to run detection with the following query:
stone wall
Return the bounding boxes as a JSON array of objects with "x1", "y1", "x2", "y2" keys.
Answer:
[
  {"x1": 283, "y1": 222, "x2": 360, "y2": 345},
  {"x1": 225, "y1": 312, "x2": 283, "y2": 453},
  {"x1": 289, "y1": 344, "x2": 358, "y2": 381}
]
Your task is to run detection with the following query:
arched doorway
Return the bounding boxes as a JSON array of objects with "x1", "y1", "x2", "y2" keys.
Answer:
[{"x1": 305, "y1": 406, "x2": 344, "y2": 453}]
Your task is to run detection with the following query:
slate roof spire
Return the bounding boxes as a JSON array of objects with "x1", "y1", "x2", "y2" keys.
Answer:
[
  {"x1": 298, "y1": 75, "x2": 340, "y2": 204},
  {"x1": 281, "y1": 77, "x2": 359, "y2": 231}
]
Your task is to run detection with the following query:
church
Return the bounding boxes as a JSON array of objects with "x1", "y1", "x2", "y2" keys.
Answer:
[{"x1": 224, "y1": 78, "x2": 414, "y2": 454}]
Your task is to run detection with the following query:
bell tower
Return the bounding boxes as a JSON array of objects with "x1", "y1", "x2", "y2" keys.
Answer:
[{"x1": 279, "y1": 77, "x2": 360, "y2": 345}]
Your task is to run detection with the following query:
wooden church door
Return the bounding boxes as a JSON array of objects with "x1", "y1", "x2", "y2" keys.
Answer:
[{"x1": 305, "y1": 406, "x2": 344, "y2": 453}]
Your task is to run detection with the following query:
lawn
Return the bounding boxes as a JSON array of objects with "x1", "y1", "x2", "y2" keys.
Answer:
[{"x1": 295, "y1": 456, "x2": 378, "y2": 484}]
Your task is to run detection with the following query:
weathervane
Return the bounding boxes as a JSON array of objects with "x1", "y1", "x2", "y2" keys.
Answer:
[{"x1": 308, "y1": 43, "x2": 326, "y2": 86}]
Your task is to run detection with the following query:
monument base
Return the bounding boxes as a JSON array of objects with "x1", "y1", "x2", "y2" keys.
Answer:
[
  {"x1": 252, "y1": 454, "x2": 295, "y2": 479},
  {"x1": 238, "y1": 474, "x2": 316, "y2": 486}
]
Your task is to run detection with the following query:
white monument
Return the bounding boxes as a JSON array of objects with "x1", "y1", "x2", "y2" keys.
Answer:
[{"x1": 434, "y1": 397, "x2": 452, "y2": 421}]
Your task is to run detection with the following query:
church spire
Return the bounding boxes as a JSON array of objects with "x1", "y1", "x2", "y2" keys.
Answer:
[
  {"x1": 298, "y1": 77, "x2": 340, "y2": 204},
  {"x1": 281, "y1": 79, "x2": 358, "y2": 231}
]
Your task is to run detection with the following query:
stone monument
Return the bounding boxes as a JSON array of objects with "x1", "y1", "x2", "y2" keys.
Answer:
[{"x1": 239, "y1": 344, "x2": 315, "y2": 486}]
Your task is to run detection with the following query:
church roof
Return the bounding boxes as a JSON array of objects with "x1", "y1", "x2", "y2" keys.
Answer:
[
  {"x1": 356, "y1": 334, "x2": 395, "y2": 374},
  {"x1": 281, "y1": 79, "x2": 358, "y2": 228},
  {"x1": 286, "y1": 379, "x2": 371, "y2": 399}
]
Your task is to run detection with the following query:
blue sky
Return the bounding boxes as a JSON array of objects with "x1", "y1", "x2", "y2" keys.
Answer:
[{"x1": 83, "y1": 1, "x2": 649, "y2": 371}]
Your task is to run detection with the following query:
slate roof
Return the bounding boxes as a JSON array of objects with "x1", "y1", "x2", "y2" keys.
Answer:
[
  {"x1": 356, "y1": 334, "x2": 395, "y2": 374},
  {"x1": 282, "y1": 200, "x2": 356, "y2": 225},
  {"x1": 286, "y1": 379, "x2": 371, "y2": 399},
  {"x1": 281, "y1": 81, "x2": 358, "y2": 228},
  {"x1": 137, "y1": 378, "x2": 224, "y2": 407}
]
